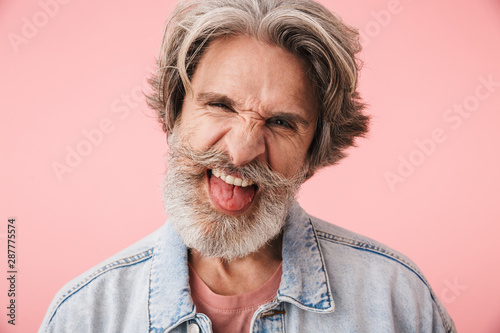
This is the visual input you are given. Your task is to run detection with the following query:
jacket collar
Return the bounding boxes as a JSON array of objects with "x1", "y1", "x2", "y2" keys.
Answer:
[
  {"x1": 148, "y1": 221, "x2": 195, "y2": 332},
  {"x1": 148, "y1": 202, "x2": 334, "y2": 332},
  {"x1": 278, "y1": 202, "x2": 335, "y2": 313}
]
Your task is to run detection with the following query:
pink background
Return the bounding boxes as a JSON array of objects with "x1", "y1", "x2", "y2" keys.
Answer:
[{"x1": 1, "y1": 0, "x2": 499, "y2": 332}]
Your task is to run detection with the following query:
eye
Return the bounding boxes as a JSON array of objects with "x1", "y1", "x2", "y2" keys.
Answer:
[
  {"x1": 208, "y1": 102, "x2": 233, "y2": 112},
  {"x1": 268, "y1": 117, "x2": 294, "y2": 130}
]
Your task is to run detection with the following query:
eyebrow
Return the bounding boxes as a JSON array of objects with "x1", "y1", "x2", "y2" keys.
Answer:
[
  {"x1": 196, "y1": 92, "x2": 237, "y2": 109},
  {"x1": 195, "y1": 92, "x2": 312, "y2": 127}
]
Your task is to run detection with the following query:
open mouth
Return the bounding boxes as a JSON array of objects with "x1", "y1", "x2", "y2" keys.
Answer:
[{"x1": 207, "y1": 168, "x2": 258, "y2": 215}]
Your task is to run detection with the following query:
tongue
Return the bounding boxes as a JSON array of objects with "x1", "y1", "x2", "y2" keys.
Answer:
[{"x1": 209, "y1": 175, "x2": 256, "y2": 212}]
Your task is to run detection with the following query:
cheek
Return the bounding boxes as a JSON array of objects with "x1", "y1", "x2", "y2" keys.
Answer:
[
  {"x1": 178, "y1": 115, "x2": 231, "y2": 150},
  {"x1": 266, "y1": 137, "x2": 310, "y2": 176}
]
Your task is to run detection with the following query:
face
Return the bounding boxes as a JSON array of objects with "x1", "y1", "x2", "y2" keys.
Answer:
[
  {"x1": 179, "y1": 36, "x2": 318, "y2": 178},
  {"x1": 164, "y1": 35, "x2": 318, "y2": 259}
]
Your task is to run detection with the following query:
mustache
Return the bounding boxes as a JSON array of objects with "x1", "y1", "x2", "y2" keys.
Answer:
[{"x1": 167, "y1": 139, "x2": 306, "y2": 191}]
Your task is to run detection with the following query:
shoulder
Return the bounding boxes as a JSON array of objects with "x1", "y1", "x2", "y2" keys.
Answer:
[
  {"x1": 39, "y1": 226, "x2": 164, "y2": 332},
  {"x1": 309, "y1": 214, "x2": 429, "y2": 293},
  {"x1": 310, "y1": 216, "x2": 422, "y2": 277},
  {"x1": 308, "y1": 215, "x2": 456, "y2": 333}
]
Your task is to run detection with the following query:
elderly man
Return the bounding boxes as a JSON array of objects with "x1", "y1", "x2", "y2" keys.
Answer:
[{"x1": 40, "y1": 0, "x2": 456, "y2": 332}]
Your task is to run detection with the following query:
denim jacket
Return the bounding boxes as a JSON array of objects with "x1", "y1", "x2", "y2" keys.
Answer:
[{"x1": 39, "y1": 202, "x2": 456, "y2": 332}]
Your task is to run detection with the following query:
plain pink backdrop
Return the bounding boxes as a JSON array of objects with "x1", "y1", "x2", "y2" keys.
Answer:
[{"x1": 1, "y1": 0, "x2": 500, "y2": 332}]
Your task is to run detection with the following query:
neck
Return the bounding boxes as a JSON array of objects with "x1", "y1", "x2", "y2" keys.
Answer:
[{"x1": 188, "y1": 234, "x2": 283, "y2": 296}]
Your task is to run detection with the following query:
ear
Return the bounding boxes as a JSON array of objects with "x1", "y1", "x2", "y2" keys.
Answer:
[
  {"x1": 165, "y1": 128, "x2": 173, "y2": 148},
  {"x1": 304, "y1": 168, "x2": 315, "y2": 180},
  {"x1": 301, "y1": 158, "x2": 316, "y2": 180}
]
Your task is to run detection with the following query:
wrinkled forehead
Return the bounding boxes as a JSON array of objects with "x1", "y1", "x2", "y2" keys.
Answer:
[{"x1": 188, "y1": 35, "x2": 318, "y2": 122}]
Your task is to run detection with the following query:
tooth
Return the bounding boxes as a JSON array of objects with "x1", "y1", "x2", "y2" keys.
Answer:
[
  {"x1": 212, "y1": 169, "x2": 220, "y2": 177},
  {"x1": 241, "y1": 179, "x2": 249, "y2": 187},
  {"x1": 220, "y1": 174, "x2": 226, "y2": 181},
  {"x1": 247, "y1": 180, "x2": 254, "y2": 186},
  {"x1": 233, "y1": 178, "x2": 242, "y2": 186},
  {"x1": 225, "y1": 175, "x2": 235, "y2": 185}
]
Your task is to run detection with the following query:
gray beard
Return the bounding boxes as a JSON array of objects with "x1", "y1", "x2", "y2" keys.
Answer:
[{"x1": 162, "y1": 131, "x2": 307, "y2": 260}]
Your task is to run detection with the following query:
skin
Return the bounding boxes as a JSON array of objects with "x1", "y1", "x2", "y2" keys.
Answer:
[{"x1": 176, "y1": 35, "x2": 318, "y2": 295}]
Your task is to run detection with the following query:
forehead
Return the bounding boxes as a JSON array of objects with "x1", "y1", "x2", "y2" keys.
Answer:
[{"x1": 190, "y1": 35, "x2": 317, "y2": 120}]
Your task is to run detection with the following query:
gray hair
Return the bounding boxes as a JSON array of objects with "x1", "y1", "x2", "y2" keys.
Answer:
[{"x1": 147, "y1": 0, "x2": 370, "y2": 174}]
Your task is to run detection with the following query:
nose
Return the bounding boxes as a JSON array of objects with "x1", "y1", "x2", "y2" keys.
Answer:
[{"x1": 224, "y1": 118, "x2": 266, "y2": 167}]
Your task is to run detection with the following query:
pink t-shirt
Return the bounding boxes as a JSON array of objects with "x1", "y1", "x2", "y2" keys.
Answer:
[{"x1": 189, "y1": 263, "x2": 283, "y2": 333}]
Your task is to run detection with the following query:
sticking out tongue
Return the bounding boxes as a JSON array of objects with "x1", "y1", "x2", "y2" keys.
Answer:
[{"x1": 209, "y1": 174, "x2": 256, "y2": 212}]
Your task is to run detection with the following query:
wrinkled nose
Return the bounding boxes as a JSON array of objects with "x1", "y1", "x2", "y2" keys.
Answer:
[{"x1": 224, "y1": 120, "x2": 266, "y2": 167}]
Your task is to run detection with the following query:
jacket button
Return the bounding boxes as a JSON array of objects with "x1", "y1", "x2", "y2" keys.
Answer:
[{"x1": 188, "y1": 323, "x2": 200, "y2": 333}]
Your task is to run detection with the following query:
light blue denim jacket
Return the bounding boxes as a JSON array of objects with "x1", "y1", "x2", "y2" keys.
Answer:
[{"x1": 39, "y1": 202, "x2": 456, "y2": 332}]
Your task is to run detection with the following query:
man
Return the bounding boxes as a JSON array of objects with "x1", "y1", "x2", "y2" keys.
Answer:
[{"x1": 40, "y1": 0, "x2": 456, "y2": 332}]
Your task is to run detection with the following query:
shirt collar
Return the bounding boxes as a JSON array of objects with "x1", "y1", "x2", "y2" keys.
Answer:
[{"x1": 148, "y1": 202, "x2": 334, "y2": 332}]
